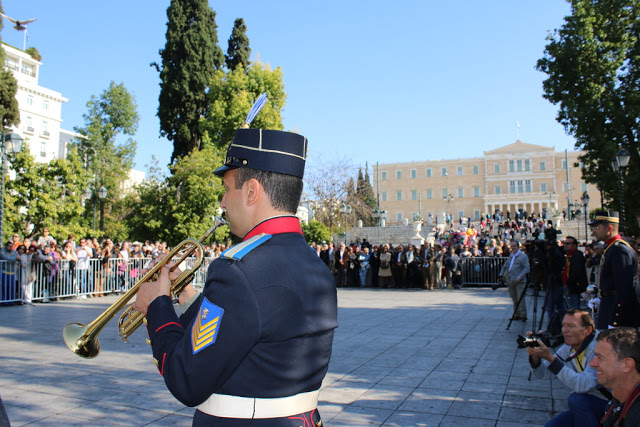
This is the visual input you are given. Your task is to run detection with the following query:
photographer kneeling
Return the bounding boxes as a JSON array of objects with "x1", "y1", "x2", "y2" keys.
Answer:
[{"x1": 527, "y1": 308, "x2": 608, "y2": 427}]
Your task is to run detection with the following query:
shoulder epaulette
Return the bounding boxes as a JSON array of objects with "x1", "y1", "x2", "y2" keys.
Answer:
[
  {"x1": 614, "y1": 239, "x2": 639, "y2": 257},
  {"x1": 221, "y1": 233, "x2": 271, "y2": 260}
]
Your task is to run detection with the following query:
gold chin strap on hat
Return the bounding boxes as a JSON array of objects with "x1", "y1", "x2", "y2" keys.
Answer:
[{"x1": 593, "y1": 215, "x2": 619, "y2": 223}]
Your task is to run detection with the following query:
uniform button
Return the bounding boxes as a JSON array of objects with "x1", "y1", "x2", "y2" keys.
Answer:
[
  {"x1": 143, "y1": 317, "x2": 148, "y2": 325},
  {"x1": 154, "y1": 358, "x2": 159, "y2": 367},
  {"x1": 146, "y1": 338, "x2": 152, "y2": 346}
]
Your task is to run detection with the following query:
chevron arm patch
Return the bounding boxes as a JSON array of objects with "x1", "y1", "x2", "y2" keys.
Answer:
[{"x1": 191, "y1": 297, "x2": 224, "y2": 354}]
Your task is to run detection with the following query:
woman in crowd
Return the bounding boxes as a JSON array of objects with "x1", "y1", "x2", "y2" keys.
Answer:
[
  {"x1": 347, "y1": 246, "x2": 359, "y2": 286},
  {"x1": 358, "y1": 247, "x2": 371, "y2": 287},
  {"x1": 378, "y1": 244, "x2": 392, "y2": 288},
  {"x1": 369, "y1": 245, "x2": 380, "y2": 287},
  {"x1": 117, "y1": 242, "x2": 130, "y2": 293},
  {"x1": 49, "y1": 242, "x2": 61, "y2": 299},
  {"x1": 429, "y1": 244, "x2": 443, "y2": 289},
  {"x1": 422, "y1": 244, "x2": 434, "y2": 290},
  {"x1": 33, "y1": 244, "x2": 58, "y2": 302},
  {"x1": 96, "y1": 240, "x2": 112, "y2": 297},
  {"x1": 408, "y1": 245, "x2": 423, "y2": 288},
  {"x1": 16, "y1": 245, "x2": 34, "y2": 305},
  {"x1": 61, "y1": 240, "x2": 78, "y2": 295}
]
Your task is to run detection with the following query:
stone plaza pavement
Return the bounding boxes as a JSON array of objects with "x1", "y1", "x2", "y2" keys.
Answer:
[{"x1": 0, "y1": 287, "x2": 570, "y2": 426}]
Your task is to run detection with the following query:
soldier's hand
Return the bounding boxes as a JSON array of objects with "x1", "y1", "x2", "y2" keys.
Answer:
[{"x1": 132, "y1": 264, "x2": 171, "y2": 316}]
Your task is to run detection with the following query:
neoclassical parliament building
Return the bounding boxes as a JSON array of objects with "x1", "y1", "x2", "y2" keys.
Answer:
[{"x1": 373, "y1": 140, "x2": 601, "y2": 224}]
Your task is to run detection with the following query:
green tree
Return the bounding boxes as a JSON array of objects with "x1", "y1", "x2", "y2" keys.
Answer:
[
  {"x1": 536, "y1": 0, "x2": 640, "y2": 232},
  {"x1": 124, "y1": 147, "x2": 228, "y2": 246},
  {"x1": 202, "y1": 62, "x2": 286, "y2": 148},
  {"x1": 356, "y1": 165, "x2": 377, "y2": 226},
  {"x1": 301, "y1": 220, "x2": 332, "y2": 245},
  {"x1": 71, "y1": 81, "x2": 139, "y2": 237},
  {"x1": 157, "y1": 0, "x2": 225, "y2": 163},
  {"x1": 0, "y1": 0, "x2": 20, "y2": 130},
  {"x1": 225, "y1": 18, "x2": 251, "y2": 71},
  {"x1": 25, "y1": 47, "x2": 41, "y2": 61},
  {"x1": 5, "y1": 144, "x2": 90, "y2": 240}
]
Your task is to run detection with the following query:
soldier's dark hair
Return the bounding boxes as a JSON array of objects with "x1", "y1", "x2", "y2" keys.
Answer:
[
  {"x1": 234, "y1": 168, "x2": 303, "y2": 214},
  {"x1": 597, "y1": 327, "x2": 640, "y2": 373},
  {"x1": 564, "y1": 308, "x2": 594, "y2": 330}
]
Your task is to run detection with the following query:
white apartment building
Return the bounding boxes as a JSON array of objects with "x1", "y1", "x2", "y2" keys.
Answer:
[
  {"x1": 3, "y1": 43, "x2": 67, "y2": 162},
  {"x1": 3, "y1": 43, "x2": 145, "y2": 188}
]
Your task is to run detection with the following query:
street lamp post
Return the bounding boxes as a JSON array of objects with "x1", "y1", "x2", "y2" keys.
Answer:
[
  {"x1": 581, "y1": 192, "x2": 590, "y2": 244},
  {"x1": 443, "y1": 193, "x2": 454, "y2": 223},
  {"x1": 0, "y1": 133, "x2": 24, "y2": 246},
  {"x1": 612, "y1": 148, "x2": 630, "y2": 233},
  {"x1": 339, "y1": 203, "x2": 351, "y2": 245},
  {"x1": 371, "y1": 209, "x2": 387, "y2": 246},
  {"x1": 98, "y1": 186, "x2": 108, "y2": 232}
]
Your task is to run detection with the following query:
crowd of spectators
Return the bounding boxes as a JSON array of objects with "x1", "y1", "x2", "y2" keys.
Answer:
[
  {"x1": 3, "y1": 209, "x2": 640, "y2": 306},
  {"x1": 310, "y1": 211, "x2": 554, "y2": 289},
  {"x1": 0, "y1": 229, "x2": 231, "y2": 305},
  {"x1": 309, "y1": 210, "x2": 640, "y2": 307}
]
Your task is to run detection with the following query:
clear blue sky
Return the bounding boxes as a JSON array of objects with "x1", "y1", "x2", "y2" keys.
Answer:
[{"x1": 3, "y1": 0, "x2": 576, "y2": 177}]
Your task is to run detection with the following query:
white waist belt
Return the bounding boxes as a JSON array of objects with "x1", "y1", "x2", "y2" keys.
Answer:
[{"x1": 197, "y1": 390, "x2": 319, "y2": 419}]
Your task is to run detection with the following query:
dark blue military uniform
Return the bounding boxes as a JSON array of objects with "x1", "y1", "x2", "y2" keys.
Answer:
[
  {"x1": 597, "y1": 236, "x2": 640, "y2": 329},
  {"x1": 145, "y1": 216, "x2": 338, "y2": 425}
]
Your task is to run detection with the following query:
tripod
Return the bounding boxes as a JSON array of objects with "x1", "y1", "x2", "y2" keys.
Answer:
[
  {"x1": 529, "y1": 282, "x2": 542, "y2": 332},
  {"x1": 537, "y1": 273, "x2": 570, "y2": 334}
]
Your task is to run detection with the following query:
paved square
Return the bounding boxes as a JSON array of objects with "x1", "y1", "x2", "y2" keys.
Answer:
[{"x1": 1, "y1": 288, "x2": 566, "y2": 426}]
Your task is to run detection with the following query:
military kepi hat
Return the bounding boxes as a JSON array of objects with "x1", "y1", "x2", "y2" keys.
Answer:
[
  {"x1": 213, "y1": 128, "x2": 308, "y2": 179},
  {"x1": 213, "y1": 92, "x2": 308, "y2": 179},
  {"x1": 589, "y1": 209, "x2": 619, "y2": 226}
]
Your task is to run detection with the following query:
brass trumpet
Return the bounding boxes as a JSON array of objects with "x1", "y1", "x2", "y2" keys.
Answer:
[{"x1": 63, "y1": 218, "x2": 226, "y2": 358}]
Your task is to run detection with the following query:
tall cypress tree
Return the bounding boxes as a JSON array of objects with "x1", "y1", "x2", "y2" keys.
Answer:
[
  {"x1": 356, "y1": 165, "x2": 377, "y2": 226},
  {"x1": 225, "y1": 18, "x2": 251, "y2": 71},
  {"x1": 361, "y1": 164, "x2": 377, "y2": 210},
  {"x1": 0, "y1": 0, "x2": 20, "y2": 130},
  {"x1": 157, "y1": 0, "x2": 224, "y2": 164}
]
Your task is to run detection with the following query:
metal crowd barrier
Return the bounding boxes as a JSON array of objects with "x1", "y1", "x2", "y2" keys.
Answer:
[
  {"x1": 460, "y1": 257, "x2": 507, "y2": 286},
  {"x1": 1, "y1": 255, "x2": 507, "y2": 302},
  {"x1": 0, "y1": 256, "x2": 215, "y2": 304}
]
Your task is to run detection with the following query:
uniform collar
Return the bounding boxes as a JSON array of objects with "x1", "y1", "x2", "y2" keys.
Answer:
[
  {"x1": 605, "y1": 235, "x2": 622, "y2": 247},
  {"x1": 243, "y1": 215, "x2": 303, "y2": 241}
]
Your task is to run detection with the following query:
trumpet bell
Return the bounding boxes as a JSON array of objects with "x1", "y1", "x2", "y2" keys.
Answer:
[
  {"x1": 63, "y1": 323, "x2": 101, "y2": 359},
  {"x1": 62, "y1": 217, "x2": 226, "y2": 358}
]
